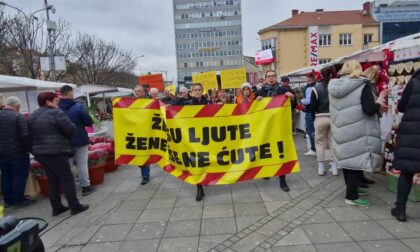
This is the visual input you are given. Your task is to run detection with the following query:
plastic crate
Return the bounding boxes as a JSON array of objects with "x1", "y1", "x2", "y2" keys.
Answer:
[{"x1": 385, "y1": 171, "x2": 420, "y2": 202}]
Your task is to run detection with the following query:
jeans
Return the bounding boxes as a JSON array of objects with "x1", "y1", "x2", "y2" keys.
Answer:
[
  {"x1": 36, "y1": 154, "x2": 81, "y2": 211},
  {"x1": 69, "y1": 145, "x2": 90, "y2": 187},
  {"x1": 140, "y1": 165, "x2": 150, "y2": 179},
  {"x1": 305, "y1": 113, "x2": 316, "y2": 151},
  {"x1": 0, "y1": 154, "x2": 30, "y2": 205},
  {"x1": 343, "y1": 169, "x2": 363, "y2": 200}
]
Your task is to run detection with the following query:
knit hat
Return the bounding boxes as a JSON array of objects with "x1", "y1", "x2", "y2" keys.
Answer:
[
  {"x1": 280, "y1": 76, "x2": 290, "y2": 82},
  {"x1": 241, "y1": 82, "x2": 252, "y2": 90}
]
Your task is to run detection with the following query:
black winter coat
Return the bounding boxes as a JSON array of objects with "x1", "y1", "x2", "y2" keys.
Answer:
[
  {"x1": 256, "y1": 83, "x2": 288, "y2": 98},
  {"x1": 394, "y1": 69, "x2": 420, "y2": 173},
  {"x1": 0, "y1": 109, "x2": 30, "y2": 160},
  {"x1": 28, "y1": 106, "x2": 76, "y2": 156}
]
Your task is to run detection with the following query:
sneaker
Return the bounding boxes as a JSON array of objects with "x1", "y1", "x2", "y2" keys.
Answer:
[
  {"x1": 141, "y1": 178, "x2": 150, "y2": 185},
  {"x1": 345, "y1": 198, "x2": 370, "y2": 207},
  {"x1": 304, "y1": 150, "x2": 317, "y2": 156},
  {"x1": 358, "y1": 188, "x2": 369, "y2": 196},
  {"x1": 82, "y1": 186, "x2": 97, "y2": 196},
  {"x1": 318, "y1": 166, "x2": 325, "y2": 176},
  {"x1": 331, "y1": 167, "x2": 338, "y2": 176}
]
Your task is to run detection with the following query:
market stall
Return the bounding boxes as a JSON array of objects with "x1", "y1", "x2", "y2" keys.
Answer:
[{"x1": 0, "y1": 75, "x2": 76, "y2": 113}]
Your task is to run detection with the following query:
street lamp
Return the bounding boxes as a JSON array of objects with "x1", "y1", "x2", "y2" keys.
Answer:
[
  {"x1": 0, "y1": 1, "x2": 55, "y2": 20},
  {"x1": 0, "y1": 1, "x2": 57, "y2": 81}
]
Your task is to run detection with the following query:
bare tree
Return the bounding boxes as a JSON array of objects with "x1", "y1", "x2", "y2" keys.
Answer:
[
  {"x1": 69, "y1": 33, "x2": 137, "y2": 84},
  {"x1": 0, "y1": 8, "x2": 15, "y2": 75},
  {"x1": 2, "y1": 12, "x2": 71, "y2": 79}
]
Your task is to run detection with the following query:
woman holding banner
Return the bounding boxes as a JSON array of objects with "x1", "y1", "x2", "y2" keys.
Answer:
[
  {"x1": 187, "y1": 83, "x2": 210, "y2": 201},
  {"x1": 256, "y1": 70, "x2": 294, "y2": 192}
]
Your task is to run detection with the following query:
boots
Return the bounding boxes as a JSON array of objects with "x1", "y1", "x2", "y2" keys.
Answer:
[
  {"x1": 196, "y1": 185, "x2": 205, "y2": 201},
  {"x1": 391, "y1": 205, "x2": 407, "y2": 222},
  {"x1": 279, "y1": 176, "x2": 290, "y2": 192}
]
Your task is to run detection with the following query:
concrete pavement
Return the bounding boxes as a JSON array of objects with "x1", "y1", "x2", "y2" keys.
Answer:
[{"x1": 5, "y1": 135, "x2": 420, "y2": 252}]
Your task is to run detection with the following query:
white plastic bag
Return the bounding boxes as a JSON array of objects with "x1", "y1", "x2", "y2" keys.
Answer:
[{"x1": 380, "y1": 112, "x2": 393, "y2": 141}]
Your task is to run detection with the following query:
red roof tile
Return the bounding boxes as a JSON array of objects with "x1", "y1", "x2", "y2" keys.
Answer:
[{"x1": 260, "y1": 10, "x2": 378, "y2": 33}]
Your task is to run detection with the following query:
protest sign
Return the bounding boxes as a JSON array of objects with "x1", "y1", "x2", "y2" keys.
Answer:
[
  {"x1": 139, "y1": 73, "x2": 164, "y2": 91},
  {"x1": 221, "y1": 68, "x2": 247, "y2": 89},
  {"x1": 113, "y1": 96, "x2": 300, "y2": 185},
  {"x1": 192, "y1": 71, "x2": 218, "y2": 91}
]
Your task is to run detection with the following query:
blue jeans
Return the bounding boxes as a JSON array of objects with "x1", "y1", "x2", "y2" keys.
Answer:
[
  {"x1": 305, "y1": 113, "x2": 316, "y2": 151},
  {"x1": 0, "y1": 154, "x2": 30, "y2": 205},
  {"x1": 140, "y1": 165, "x2": 150, "y2": 179}
]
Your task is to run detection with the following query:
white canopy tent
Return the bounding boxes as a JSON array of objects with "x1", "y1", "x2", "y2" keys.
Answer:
[
  {"x1": 74, "y1": 84, "x2": 133, "y2": 107},
  {"x1": 0, "y1": 75, "x2": 77, "y2": 113}
]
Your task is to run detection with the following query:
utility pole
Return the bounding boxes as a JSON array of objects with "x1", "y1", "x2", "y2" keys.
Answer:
[{"x1": 44, "y1": 0, "x2": 56, "y2": 81}]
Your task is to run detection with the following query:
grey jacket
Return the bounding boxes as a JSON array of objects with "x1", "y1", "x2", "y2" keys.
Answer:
[
  {"x1": 28, "y1": 106, "x2": 76, "y2": 156},
  {"x1": 0, "y1": 109, "x2": 30, "y2": 160},
  {"x1": 328, "y1": 75, "x2": 382, "y2": 172}
]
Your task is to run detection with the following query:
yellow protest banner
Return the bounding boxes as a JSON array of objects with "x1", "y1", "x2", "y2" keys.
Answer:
[
  {"x1": 166, "y1": 84, "x2": 175, "y2": 95},
  {"x1": 192, "y1": 71, "x2": 218, "y2": 91},
  {"x1": 221, "y1": 68, "x2": 247, "y2": 89},
  {"x1": 113, "y1": 96, "x2": 300, "y2": 185}
]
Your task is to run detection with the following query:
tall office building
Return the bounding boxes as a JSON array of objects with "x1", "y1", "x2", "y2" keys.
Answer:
[
  {"x1": 173, "y1": 0, "x2": 243, "y2": 82},
  {"x1": 371, "y1": 0, "x2": 420, "y2": 43}
]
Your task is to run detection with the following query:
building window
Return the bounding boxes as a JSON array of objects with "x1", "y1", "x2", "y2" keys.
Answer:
[
  {"x1": 364, "y1": 34, "x2": 373, "y2": 45},
  {"x1": 261, "y1": 38, "x2": 277, "y2": 50},
  {"x1": 184, "y1": 63, "x2": 188, "y2": 69},
  {"x1": 339, "y1": 33, "x2": 352, "y2": 45},
  {"x1": 319, "y1": 34, "x2": 331, "y2": 46},
  {"x1": 319, "y1": 59, "x2": 332, "y2": 64},
  {"x1": 220, "y1": 60, "x2": 224, "y2": 66}
]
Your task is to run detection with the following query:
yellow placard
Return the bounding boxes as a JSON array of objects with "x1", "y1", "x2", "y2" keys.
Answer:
[
  {"x1": 192, "y1": 71, "x2": 218, "y2": 91},
  {"x1": 221, "y1": 68, "x2": 247, "y2": 89},
  {"x1": 165, "y1": 84, "x2": 175, "y2": 95},
  {"x1": 113, "y1": 97, "x2": 300, "y2": 185}
]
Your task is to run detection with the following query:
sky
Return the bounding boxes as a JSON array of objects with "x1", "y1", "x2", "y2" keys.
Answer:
[{"x1": 3, "y1": 0, "x2": 371, "y2": 81}]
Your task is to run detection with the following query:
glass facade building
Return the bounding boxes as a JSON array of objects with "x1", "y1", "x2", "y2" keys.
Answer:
[
  {"x1": 173, "y1": 0, "x2": 243, "y2": 81},
  {"x1": 372, "y1": 0, "x2": 420, "y2": 43}
]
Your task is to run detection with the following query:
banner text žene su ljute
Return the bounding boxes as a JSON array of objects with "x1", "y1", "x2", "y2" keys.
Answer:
[{"x1": 112, "y1": 96, "x2": 300, "y2": 185}]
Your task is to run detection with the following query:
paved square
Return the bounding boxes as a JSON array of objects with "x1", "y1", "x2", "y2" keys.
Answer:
[{"x1": 5, "y1": 136, "x2": 420, "y2": 252}]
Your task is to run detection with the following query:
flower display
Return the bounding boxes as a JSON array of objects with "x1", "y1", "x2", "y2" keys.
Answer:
[
  {"x1": 30, "y1": 161, "x2": 46, "y2": 177},
  {"x1": 88, "y1": 150, "x2": 108, "y2": 167}
]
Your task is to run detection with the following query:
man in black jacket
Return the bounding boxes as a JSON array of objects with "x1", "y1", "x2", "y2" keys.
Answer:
[
  {"x1": 0, "y1": 97, "x2": 34, "y2": 208},
  {"x1": 134, "y1": 85, "x2": 152, "y2": 185}
]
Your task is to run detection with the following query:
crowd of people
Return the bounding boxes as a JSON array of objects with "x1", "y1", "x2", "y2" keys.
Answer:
[
  {"x1": 131, "y1": 60, "x2": 420, "y2": 222},
  {"x1": 1, "y1": 60, "x2": 419, "y2": 223}
]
